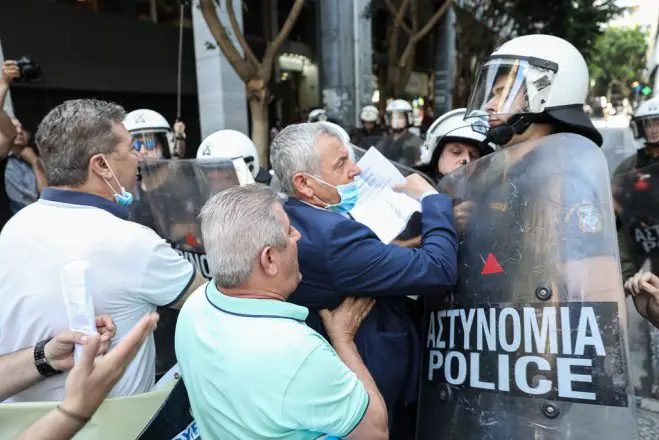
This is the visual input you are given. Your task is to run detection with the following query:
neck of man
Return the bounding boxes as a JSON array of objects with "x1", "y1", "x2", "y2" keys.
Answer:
[
  {"x1": 503, "y1": 123, "x2": 554, "y2": 166},
  {"x1": 219, "y1": 280, "x2": 288, "y2": 302}
]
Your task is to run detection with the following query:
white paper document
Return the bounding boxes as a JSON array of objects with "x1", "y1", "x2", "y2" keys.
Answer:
[{"x1": 350, "y1": 148, "x2": 422, "y2": 243}]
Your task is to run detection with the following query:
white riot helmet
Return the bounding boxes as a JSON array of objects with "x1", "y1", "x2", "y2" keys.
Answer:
[
  {"x1": 308, "y1": 109, "x2": 328, "y2": 122},
  {"x1": 196, "y1": 129, "x2": 260, "y2": 178},
  {"x1": 124, "y1": 109, "x2": 170, "y2": 135},
  {"x1": 419, "y1": 109, "x2": 494, "y2": 166},
  {"x1": 124, "y1": 109, "x2": 173, "y2": 157},
  {"x1": 386, "y1": 99, "x2": 413, "y2": 130},
  {"x1": 631, "y1": 97, "x2": 659, "y2": 145},
  {"x1": 466, "y1": 34, "x2": 602, "y2": 146},
  {"x1": 360, "y1": 105, "x2": 379, "y2": 124}
]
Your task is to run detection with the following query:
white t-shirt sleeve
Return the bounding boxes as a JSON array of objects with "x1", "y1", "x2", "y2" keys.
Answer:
[
  {"x1": 282, "y1": 341, "x2": 369, "y2": 437},
  {"x1": 137, "y1": 238, "x2": 196, "y2": 307}
]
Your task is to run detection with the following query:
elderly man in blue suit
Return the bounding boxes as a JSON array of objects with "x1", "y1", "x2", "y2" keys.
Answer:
[{"x1": 270, "y1": 122, "x2": 458, "y2": 436}]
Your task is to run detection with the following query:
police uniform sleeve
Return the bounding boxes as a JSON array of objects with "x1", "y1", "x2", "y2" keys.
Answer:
[
  {"x1": 550, "y1": 171, "x2": 616, "y2": 262},
  {"x1": 617, "y1": 227, "x2": 640, "y2": 283},
  {"x1": 282, "y1": 340, "x2": 369, "y2": 437},
  {"x1": 137, "y1": 232, "x2": 196, "y2": 307}
]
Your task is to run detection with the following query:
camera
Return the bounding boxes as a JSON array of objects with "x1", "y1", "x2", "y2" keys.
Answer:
[{"x1": 15, "y1": 56, "x2": 42, "y2": 83}]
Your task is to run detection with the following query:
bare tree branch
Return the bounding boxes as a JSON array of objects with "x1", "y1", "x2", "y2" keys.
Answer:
[
  {"x1": 399, "y1": 0, "x2": 450, "y2": 68},
  {"x1": 260, "y1": 0, "x2": 307, "y2": 79},
  {"x1": 411, "y1": 0, "x2": 419, "y2": 33},
  {"x1": 226, "y1": 0, "x2": 260, "y2": 70},
  {"x1": 384, "y1": 0, "x2": 413, "y2": 35},
  {"x1": 199, "y1": 0, "x2": 250, "y2": 80},
  {"x1": 411, "y1": 0, "x2": 450, "y2": 44}
]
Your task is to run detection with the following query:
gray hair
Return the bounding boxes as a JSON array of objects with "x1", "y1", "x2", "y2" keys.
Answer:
[
  {"x1": 199, "y1": 184, "x2": 288, "y2": 288},
  {"x1": 35, "y1": 99, "x2": 127, "y2": 187},
  {"x1": 269, "y1": 122, "x2": 347, "y2": 195}
]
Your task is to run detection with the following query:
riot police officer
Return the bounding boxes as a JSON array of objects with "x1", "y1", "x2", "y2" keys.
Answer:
[
  {"x1": 350, "y1": 105, "x2": 385, "y2": 147},
  {"x1": 612, "y1": 97, "x2": 659, "y2": 282},
  {"x1": 416, "y1": 108, "x2": 494, "y2": 184},
  {"x1": 374, "y1": 99, "x2": 423, "y2": 166},
  {"x1": 612, "y1": 98, "x2": 659, "y2": 329},
  {"x1": 418, "y1": 34, "x2": 637, "y2": 440},
  {"x1": 123, "y1": 108, "x2": 186, "y2": 159}
]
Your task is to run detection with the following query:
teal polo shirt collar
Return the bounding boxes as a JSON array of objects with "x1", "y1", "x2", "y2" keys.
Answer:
[{"x1": 204, "y1": 282, "x2": 309, "y2": 322}]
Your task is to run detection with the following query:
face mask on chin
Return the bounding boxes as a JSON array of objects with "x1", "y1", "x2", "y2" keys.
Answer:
[
  {"x1": 305, "y1": 173, "x2": 359, "y2": 214},
  {"x1": 101, "y1": 155, "x2": 134, "y2": 207}
]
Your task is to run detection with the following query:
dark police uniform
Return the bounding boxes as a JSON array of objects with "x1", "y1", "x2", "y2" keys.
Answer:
[
  {"x1": 612, "y1": 149, "x2": 659, "y2": 281},
  {"x1": 374, "y1": 131, "x2": 423, "y2": 167},
  {"x1": 418, "y1": 138, "x2": 628, "y2": 440}
]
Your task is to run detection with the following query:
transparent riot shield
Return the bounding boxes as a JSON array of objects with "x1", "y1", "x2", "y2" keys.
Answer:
[
  {"x1": 417, "y1": 133, "x2": 638, "y2": 440},
  {"x1": 613, "y1": 161, "x2": 659, "y2": 272},
  {"x1": 135, "y1": 158, "x2": 240, "y2": 279},
  {"x1": 131, "y1": 158, "x2": 239, "y2": 378}
]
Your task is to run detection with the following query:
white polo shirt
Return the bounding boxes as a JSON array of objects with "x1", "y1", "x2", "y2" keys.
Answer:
[{"x1": 0, "y1": 188, "x2": 195, "y2": 402}]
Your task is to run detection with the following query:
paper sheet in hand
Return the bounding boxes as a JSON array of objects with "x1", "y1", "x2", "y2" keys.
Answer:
[{"x1": 350, "y1": 148, "x2": 421, "y2": 243}]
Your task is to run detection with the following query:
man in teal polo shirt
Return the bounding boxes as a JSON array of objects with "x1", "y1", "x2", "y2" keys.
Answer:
[{"x1": 175, "y1": 184, "x2": 388, "y2": 440}]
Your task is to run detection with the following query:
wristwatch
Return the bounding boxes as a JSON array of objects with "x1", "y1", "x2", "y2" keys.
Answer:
[{"x1": 34, "y1": 337, "x2": 62, "y2": 378}]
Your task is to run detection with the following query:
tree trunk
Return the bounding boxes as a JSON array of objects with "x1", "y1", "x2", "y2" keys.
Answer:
[
  {"x1": 394, "y1": 45, "x2": 415, "y2": 97},
  {"x1": 249, "y1": 96, "x2": 269, "y2": 169}
]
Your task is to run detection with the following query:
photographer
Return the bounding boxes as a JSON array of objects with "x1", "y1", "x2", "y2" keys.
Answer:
[
  {"x1": 0, "y1": 61, "x2": 18, "y2": 229},
  {"x1": 0, "y1": 61, "x2": 46, "y2": 214}
]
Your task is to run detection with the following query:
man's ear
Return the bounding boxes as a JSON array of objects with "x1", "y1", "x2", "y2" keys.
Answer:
[
  {"x1": 292, "y1": 173, "x2": 314, "y2": 198},
  {"x1": 89, "y1": 154, "x2": 112, "y2": 180},
  {"x1": 259, "y1": 246, "x2": 279, "y2": 277}
]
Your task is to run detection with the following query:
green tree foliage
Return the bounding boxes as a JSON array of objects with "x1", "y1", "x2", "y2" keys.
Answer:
[
  {"x1": 588, "y1": 25, "x2": 649, "y2": 99},
  {"x1": 452, "y1": 0, "x2": 624, "y2": 106},
  {"x1": 510, "y1": 0, "x2": 623, "y2": 62}
]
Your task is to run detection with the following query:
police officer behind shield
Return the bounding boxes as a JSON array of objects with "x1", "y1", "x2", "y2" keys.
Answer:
[
  {"x1": 417, "y1": 34, "x2": 636, "y2": 440},
  {"x1": 123, "y1": 109, "x2": 186, "y2": 159},
  {"x1": 416, "y1": 108, "x2": 494, "y2": 185}
]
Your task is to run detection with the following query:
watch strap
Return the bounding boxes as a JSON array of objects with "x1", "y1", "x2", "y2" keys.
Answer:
[{"x1": 34, "y1": 337, "x2": 62, "y2": 377}]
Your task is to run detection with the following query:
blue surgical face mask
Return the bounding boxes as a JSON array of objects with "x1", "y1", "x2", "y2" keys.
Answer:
[
  {"x1": 306, "y1": 174, "x2": 359, "y2": 214},
  {"x1": 101, "y1": 155, "x2": 134, "y2": 207}
]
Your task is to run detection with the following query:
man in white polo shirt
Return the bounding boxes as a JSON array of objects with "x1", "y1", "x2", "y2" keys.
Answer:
[
  {"x1": 0, "y1": 99, "x2": 206, "y2": 402},
  {"x1": 176, "y1": 184, "x2": 388, "y2": 440}
]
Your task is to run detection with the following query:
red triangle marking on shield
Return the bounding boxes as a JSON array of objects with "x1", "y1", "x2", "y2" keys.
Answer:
[
  {"x1": 481, "y1": 253, "x2": 504, "y2": 275},
  {"x1": 186, "y1": 232, "x2": 198, "y2": 247}
]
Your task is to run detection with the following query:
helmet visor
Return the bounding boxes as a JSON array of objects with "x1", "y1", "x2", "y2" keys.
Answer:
[
  {"x1": 637, "y1": 116, "x2": 659, "y2": 143},
  {"x1": 388, "y1": 110, "x2": 409, "y2": 129},
  {"x1": 466, "y1": 58, "x2": 557, "y2": 120}
]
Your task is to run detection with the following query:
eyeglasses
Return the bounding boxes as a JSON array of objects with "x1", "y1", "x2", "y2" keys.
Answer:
[{"x1": 133, "y1": 138, "x2": 158, "y2": 152}]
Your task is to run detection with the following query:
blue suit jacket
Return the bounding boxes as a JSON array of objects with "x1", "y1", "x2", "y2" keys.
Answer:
[{"x1": 284, "y1": 194, "x2": 458, "y2": 414}]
